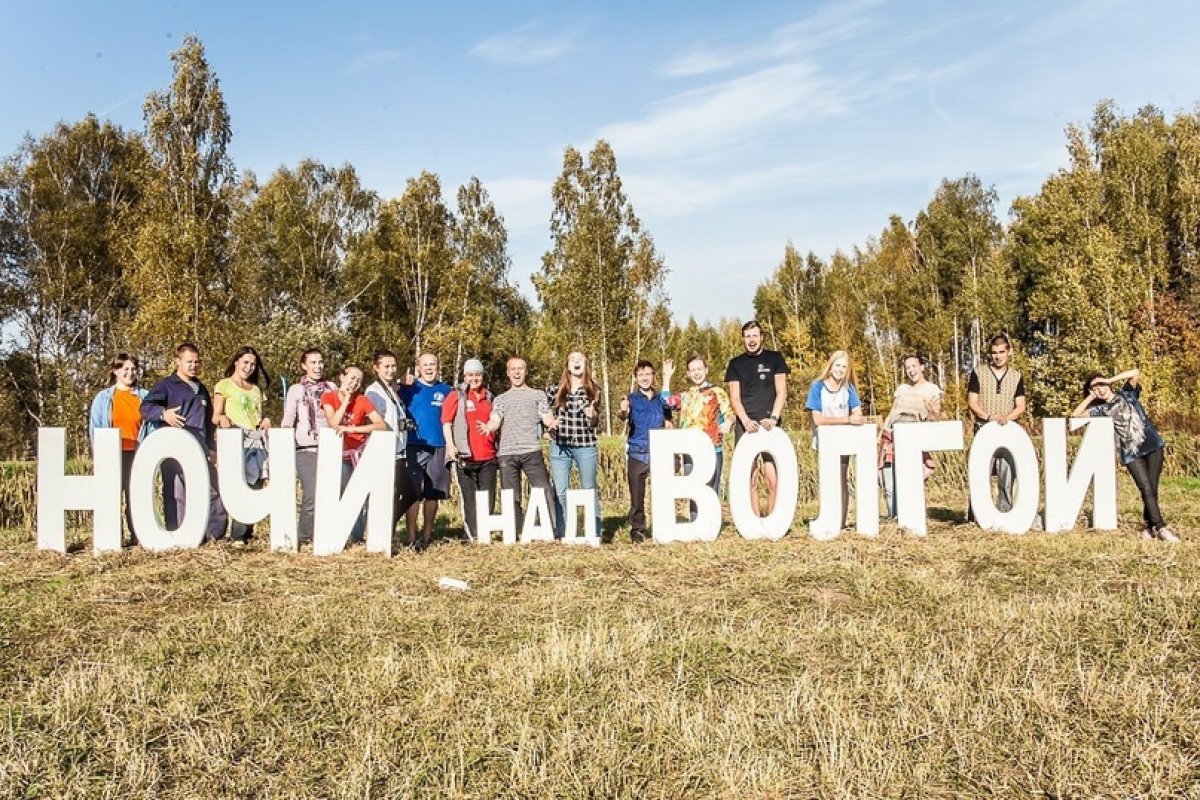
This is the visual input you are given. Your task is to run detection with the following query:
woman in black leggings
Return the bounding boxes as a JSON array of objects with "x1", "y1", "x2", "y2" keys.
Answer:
[{"x1": 1071, "y1": 368, "x2": 1179, "y2": 542}]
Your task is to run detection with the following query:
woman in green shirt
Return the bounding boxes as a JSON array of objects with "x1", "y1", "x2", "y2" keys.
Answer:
[{"x1": 213, "y1": 346, "x2": 272, "y2": 548}]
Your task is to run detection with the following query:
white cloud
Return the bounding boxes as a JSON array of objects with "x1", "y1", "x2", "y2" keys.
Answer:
[
  {"x1": 658, "y1": 0, "x2": 883, "y2": 78},
  {"x1": 622, "y1": 164, "x2": 813, "y2": 218},
  {"x1": 470, "y1": 23, "x2": 576, "y2": 65},
  {"x1": 597, "y1": 62, "x2": 848, "y2": 160},
  {"x1": 344, "y1": 49, "x2": 401, "y2": 75}
]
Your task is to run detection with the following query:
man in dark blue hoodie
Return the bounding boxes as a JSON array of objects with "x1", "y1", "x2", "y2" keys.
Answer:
[
  {"x1": 141, "y1": 342, "x2": 228, "y2": 541},
  {"x1": 618, "y1": 360, "x2": 674, "y2": 543}
]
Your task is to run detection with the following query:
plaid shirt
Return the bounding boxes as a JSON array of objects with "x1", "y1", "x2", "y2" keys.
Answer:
[{"x1": 547, "y1": 384, "x2": 599, "y2": 447}]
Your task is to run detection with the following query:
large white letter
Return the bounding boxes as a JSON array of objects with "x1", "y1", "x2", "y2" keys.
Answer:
[
  {"x1": 1043, "y1": 417, "x2": 1118, "y2": 532},
  {"x1": 729, "y1": 427, "x2": 800, "y2": 541},
  {"x1": 968, "y1": 422, "x2": 1040, "y2": 533},
  {"x1": 893, "y1": 421, "x2": 965, "y2": 536},
  {"x1": 808, "y1": 425, "x2": 878, "y2": 540},
  {"x1": 129, "y1": 428, "x2": 210, "y2": 552},
  {"x1": 476, "y1": 488, "x2": 517, "y2": 544},
  {"x1": 562, "y1": 489, "x2": 601, "y2": 547},
  {"x1": 313, "y1": 429, "x2": 396, "y2": 556},
  {"x1": 37, "y1": 427, "x2": 122, "y2": 554},
  {"x1": 216, "y1": 429, "x2": 299, "y2": 552},
  {"x1": 520, "y1": 487, "x2": 555, "y2": 543},
  {"x1": 650, "y1": 429, "x2": 720, "y2": 543}
]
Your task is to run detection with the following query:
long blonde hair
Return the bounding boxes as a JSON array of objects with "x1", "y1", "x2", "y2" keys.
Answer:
[{"x1": 817, "y1": 349, "x2": 857, "y2": 389}]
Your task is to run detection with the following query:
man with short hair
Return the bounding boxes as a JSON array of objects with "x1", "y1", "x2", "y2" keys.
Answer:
[
  {"x1": 140, "y1": 342, "x2": 228, "y2": 542},
  {"x1": 725, "y1": 320, "x2": 790, "y2": 515},
  {"x1": 662, "y1": 355, "x2": 734, "y2": 520},
  {"x1": 480, "y1": 356, "x2": 558, "y2": 534},
  {"x1": 401, "y1": 351, "x2": 452, "y2": 549},
  {"x1": 619, "y1": 360, "x2": 673, "y2": 543},
  {"x1": 967, "y1": 333, "x2": 1028, "y2": 516}
]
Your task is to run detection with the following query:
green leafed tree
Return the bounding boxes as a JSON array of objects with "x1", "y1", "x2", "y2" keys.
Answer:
[
  {"x1": 129, "y1": 34, "x2": 237, "y2": 368},
  {"x1": 535, "y1": 140, "x2": 669, "y2": 432},
  {"x1": 229, "y1": 159, "x2": 378, "y2": 375},
  {"x1": 0, "y1": 116, "x2": 146, "y2": 449}
]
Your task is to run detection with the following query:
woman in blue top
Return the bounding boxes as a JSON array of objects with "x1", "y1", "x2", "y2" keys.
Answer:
[
  {"x1": 805, "y1": 350, "x2": 865, "y2": 530},
  {"x1": 1071, "y1": 368, "x2": 1179, "y2": 543}
]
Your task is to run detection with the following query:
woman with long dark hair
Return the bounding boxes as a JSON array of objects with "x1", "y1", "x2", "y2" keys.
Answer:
[
  {"x1": 88, "y1": 353, "x2": 148, "y2": 543},
  {"x1": 1071, "y1": 368, "x2": 1179, "y2": 542},
  {"x1": 547, "y1": 351, "x2": 602, "y2": 538},
  {"x1": 213, "y1": 346, "x2": 272, "y2": 548}
]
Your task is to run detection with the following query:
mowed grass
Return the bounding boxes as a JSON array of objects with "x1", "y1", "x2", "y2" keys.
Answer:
[{"x1": 2, "y1": 482, "x2": 1199, "y2": 798}]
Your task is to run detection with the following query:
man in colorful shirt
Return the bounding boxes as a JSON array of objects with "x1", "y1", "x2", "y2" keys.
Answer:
[
  {"x1": 662, "y1": 355, "x2": 734, "y2": 520},
  {"x1": 619, "y1": 360, "x2": 674, "y2": 543}
]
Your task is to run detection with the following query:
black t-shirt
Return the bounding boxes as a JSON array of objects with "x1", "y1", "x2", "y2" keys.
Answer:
[{"x1": 725, "y1": 349, "x2": 790, "y2": 420}]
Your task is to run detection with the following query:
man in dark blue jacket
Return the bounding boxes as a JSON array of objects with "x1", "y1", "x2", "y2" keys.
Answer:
[
  {"x1": 141, "y1": 342, "x2": 228, "y2": 541},
  {"x1": 619, "y1": 360, "x2": 674, "y2": 543}
]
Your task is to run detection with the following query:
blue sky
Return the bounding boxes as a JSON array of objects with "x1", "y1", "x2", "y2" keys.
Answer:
[{"x1": 2, "y1": 0, "x2": 1197, "y2": 324}]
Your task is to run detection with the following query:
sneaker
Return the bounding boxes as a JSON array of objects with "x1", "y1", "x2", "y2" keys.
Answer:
[
  {"x1": 1031, "y1": 514, "x2": 1043, "y2": 532},
  {"x1": 231, "y1": 540, "x2": 246, "y2": 550},
  {"x1": 630, "y1": 530, "x2": 646, "y2": 544},
  {"x1": 1156, "y1": 526, "x2": 1181, "y2": 544},
  {"x1": 1140, "y1": 527, "x2": 1155, "y2": 540}
]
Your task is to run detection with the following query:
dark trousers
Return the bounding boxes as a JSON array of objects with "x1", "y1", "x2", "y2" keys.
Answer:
[
  {"x1": 498, "y1": 450, "x2": 555, "y2": 534},
  {"x1": 1126, "y1": 447, "x2": 1166, "y2": 530},
  {"x1": 454, "y1": 459, "x2": 498, "y2": 539},
  {"x1": 627, "y1": 456, "x2": 651, "y2": 534},
  {"x1": 392, "y1": 456, "x2": 419, "y2": 530},
  {"x1": 120, "y1": 450, "x2": 135, "y2": 542},
  {"x1": 161, "y1": 457, "x2": 228, "y2": 542}
]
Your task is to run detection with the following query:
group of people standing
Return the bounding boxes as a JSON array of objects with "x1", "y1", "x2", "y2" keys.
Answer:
[{"x1": 87, "y1": 324, "x2": 1180, "y2": 548}]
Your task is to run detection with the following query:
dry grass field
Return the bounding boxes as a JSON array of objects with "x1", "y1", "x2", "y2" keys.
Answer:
[{"x1": 2, "y1": 481, "x2": 1199, "y2": 798}]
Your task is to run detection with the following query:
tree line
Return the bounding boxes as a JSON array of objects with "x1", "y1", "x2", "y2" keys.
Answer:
[{"x1": 2, "y1": 36, "x2": 1197, "y2": 458}]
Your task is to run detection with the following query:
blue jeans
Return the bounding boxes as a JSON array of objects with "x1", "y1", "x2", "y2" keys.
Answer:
[{"x1": 549, "y1": 441, "x2": 600, "y2": 537}]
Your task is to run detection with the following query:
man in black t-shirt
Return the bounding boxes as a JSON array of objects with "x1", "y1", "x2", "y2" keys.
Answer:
[{"x1": 725, "y1": 320, "x2": 790, "y2": 515}]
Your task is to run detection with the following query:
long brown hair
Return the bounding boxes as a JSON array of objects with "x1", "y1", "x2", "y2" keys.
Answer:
[{"x1": 554, "y1": 351, "x2": 600, "y2": 408}]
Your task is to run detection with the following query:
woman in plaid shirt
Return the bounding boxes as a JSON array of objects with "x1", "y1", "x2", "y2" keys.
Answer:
[{"x1": 547, "y1": 351, "x2": 602, "y2": 538}]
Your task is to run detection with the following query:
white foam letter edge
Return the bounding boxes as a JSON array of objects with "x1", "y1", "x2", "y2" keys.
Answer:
[
  {"x1": 808, "y1": 424, "x2": 878, "y2": 540},
  {"x1": 893, "y1": 421, "x2": 965, "y2": 536},
  {"x1": 521, "y1": 487, "x2": 556, "y2": 543},
  {"x1": 729, "y1": 426, "x2": 800, "y2": 541},
  {"x1": 562, "y1": 488, "x2": 600, "y2": 547},
  {"x1": 476, "y1": 488, "x2": 517, "y2": 544},
  {"x1": 649, "y1": 428, "x2": 720, "y2": 544},
  {"x1": 1043, "y1": 417, "x2": 1118, "y2": 532},
  {"x1": 968, "y1": 422, "x2": 1040, "y2": 533},
  {"x1": 313, "y1": 429, "x2": 395, "y2": 556},
  {"x1": 128, "y1": 427, "x2": 210, "y2": 552},
  {"x1": 215, "y1": 429, "x2": 298, "y2": 552},
  {"x1": 37, "y1": 427, "x2": 122, "y2": 554}
]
